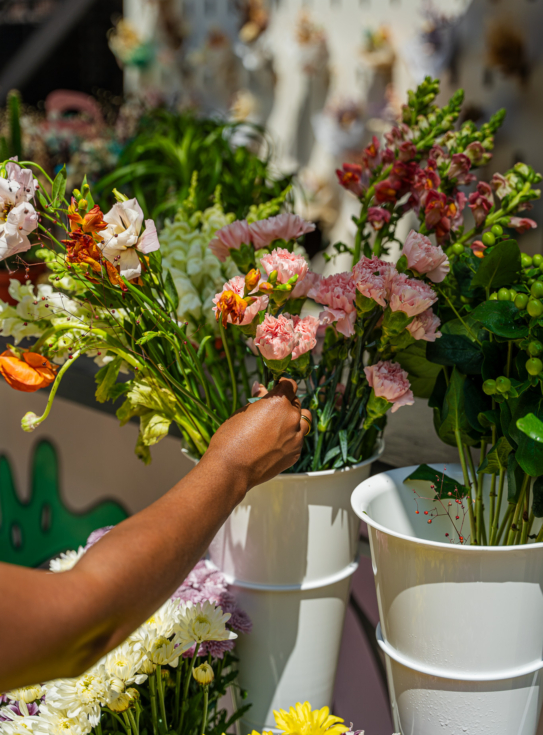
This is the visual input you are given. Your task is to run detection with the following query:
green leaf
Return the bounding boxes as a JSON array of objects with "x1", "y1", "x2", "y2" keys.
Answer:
[
  {"x1": 427, "y1": 333, "x2": 483, "y2": 375},
  {"x1": 395, "y1": 341, "x2": 442, "y2": 399},
  {"x1": 52, "y1": 165, "x2": 67, "y2": 206},
  {"x1": 516, "y1": 413, "x2": 543, "y2": 443},
  {"x1": 470, "y1": 301, "x2": 528, "y2": 339},
  {"x1": 94, "y1": 357, "x2": 122, "y2": 404},
  {"x1": 322, "y1": 446, "x2": 341, "y2": 465},
  {"x1": 339, "y1": 430, "x2": 348, "y2": 464},
  {"x1": 532, "y1": 477, "x2": 543, "y2": 518},
  {"x1": 507, "y1": 454, "x2": 525, "y2": 503},
  {"x1": 197, "y1": 335, "x2": 212, "y2": 360},
  {"x1": 464, "y1": 376, "x2": 490, "y2": 433},
  {"x1": 478, "y1": 409, "x2": 499, "y2": 428},
  {"x1": 164, "y1": 269, "x2": 180, "y2": 312},
  {"x1": 436, "y1": 368, "x2": 479, "y2": 447},
  {"x1": 478, "y1": 436, "x2": 513, "y2": 474},
  {"x1": 136, "y1": 331, "x2": 160, "y2": 346},
  {"x1": 404, "y1": 464, "x2": 469, "y2": 498},
  {"x1": 471, "y1": 239, "x2": 521, "y2": 289},
  {"x1": 481, "y1": 341, "x2": 504, "y2": 382}
]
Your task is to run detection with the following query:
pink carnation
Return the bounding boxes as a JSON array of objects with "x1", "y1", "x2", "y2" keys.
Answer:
[
  {"x1": 407, "y1": 308, "x2": 441, "y2": 342},
  {"x1": 309, "y1": 271, "x2": 357, "y2": 338},
  {"x1": 255, "y1": 313, "x2": 297, "y2": 361},
  {"x1": 260, "y1": 247, "x2": 309, "y2": 284},
  {"x1": 249, "y1": 214, "x2": 315, "y2": 250},
  {"x1": 209, "y1": 220, "x2": 251, "y2": 262},
  {"x1": 364, "y1": 360, "x2": 414, "y2": 413},
  {"x1": 212, "y1": 275, "x2": 268, "y2": 325},
  {"x1": 403, "y1": 229, "x2": 450, "y2": 283},
  {"x1": 291, "y1": 314, "x2": 319, "y2": 360},
  {"x1": 353, "y1": 256, "x2": 394, "y2": 307},
  {"x1": 388, "y1": 273, "x2": 437, "y2": 317},
  {"x1": 290, "y1": 270, "x2": 321, "y2": 299}
]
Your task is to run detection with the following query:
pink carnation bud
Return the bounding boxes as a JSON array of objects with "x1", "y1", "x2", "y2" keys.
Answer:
[
  {"x1": 406, "y1": 308, "x2": 441, "y2": 342},
  {"x1": 254, "y1": 313, "x2": 297, "y2": 361},
  {"x1": 208, "y1": 220, "x2": 251, "y2": 262},
  {"x1": 260, "y1": 247, "x2": 309, "y2": 285},
  {"x1": 388, "y1": 273, "x2": 437, "y2": 317},
  {"x1": 364, "y1": 360, "x2": 414, "y2": 413},
  {"x1": 403, "y1": 229, "x2": 450, "y2": 283},
  {"x1": 249, "y1": 213, "x2": 315, "y2": 250},
  {"x1": 291, "y1": 314, "x2": 319, "y2": 360},
  {"x1": 212, "y1": 275, "x2": 268, "y2": 326}
]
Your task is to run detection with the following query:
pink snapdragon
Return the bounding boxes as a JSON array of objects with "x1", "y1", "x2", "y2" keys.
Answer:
[
  {"x1": 388, "y1": 273, "x2": 437, "y2": 317},
  {"x1": 291, "y1": 314, "x2": 319, "y2": 360},
  {"x1": 260, "y1": 247, "x2": 309, "y2": 284},
  {"x1": 468, "y1": 182, "x2": 494, "y2": 227},
  {"x1": 248, "y1": 213, "x2": 315, "y2": 250},
  {"x1": 208, "y1": 220, "x2": 251, "y2": 262},
  {"x1": 309, "y1": 271, "x2": 357, "y2": 337},
  {"x1": 290, "y1": 270, "x2": 321, "y2": 299},
  {"x1": 402, "y1": 229, "x2": 450, "y2": 283},
  {"x1": 364, "y1": 360, "x2": 414, "y2": 413},
  {"x1": 352, "y1": 255, "x2": 393, "y2": 307},
  {"x1": 491, "y1": 173, "x2": 514, "y2": 199},
  {"x1": 254, "y1": 313, "x2": 297, "y2": 361},
  {"x1": 367, "y1": 207, "x2": 391, "y2": 231},
  {"x1": 447, "y1": 153, "x2": 475, "y2": 185},
  {"x1": 407, "y1": 308, "x2": 441, "y2": 342},
  {"x1": 212, "y1": 275, "x2": 268, "y2": 326}
]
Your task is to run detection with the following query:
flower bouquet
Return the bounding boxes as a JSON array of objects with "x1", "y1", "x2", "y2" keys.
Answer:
[{"x1": 0, "y1": 528, "x2": 251, "y2": 735}]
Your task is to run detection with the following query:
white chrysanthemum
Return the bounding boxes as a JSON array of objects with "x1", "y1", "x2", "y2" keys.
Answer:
[
  {"x1": 147, "y1": 636, "x2": 180, "y2": 667},
  {"x1": 0, "y1": 711, "x2": 38, "y2": 735},
  {"x1": 174, "y1": 601, "x2": 237, "y2": 646},
  {"x1": 44, "y1": 672, "x2": 107, "y2": 727},
  {"x1": 49, "y1": 548, "x2": 85, "y2": 573},
  {"x1": 102, "y1": 643, "x2": 147, "y2": 693},
  {"x1": 6, "y1": 686, "x2": 43, "y2": 705},
  {"x1": 31, "y1": 704, "x2": 92, "y2": 735}
]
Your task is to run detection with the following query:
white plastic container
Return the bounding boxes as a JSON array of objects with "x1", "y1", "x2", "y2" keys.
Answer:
[
  {"x1": 351, "y1": 463, "x2": 543, "y2": 735},
  {"x1": 209, "y1": 444, "x2": 383, "y2": 733}
]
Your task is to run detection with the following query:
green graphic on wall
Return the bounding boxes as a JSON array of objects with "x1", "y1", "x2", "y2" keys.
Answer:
[{"x1": 0, "y1": 440, "x2": 128, "y2": 567}]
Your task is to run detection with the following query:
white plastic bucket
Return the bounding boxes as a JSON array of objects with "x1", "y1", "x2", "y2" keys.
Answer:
[
  {"x1": 209, "y1": 443, "x2": 383, "y2": 732},
  {"x1": 351, "y1": 463, "x2": 543, "y2": 735}
]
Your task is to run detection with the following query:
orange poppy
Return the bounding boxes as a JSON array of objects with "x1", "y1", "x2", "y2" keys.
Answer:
[{"x1": 0, "y1": 350, "x2": 57, "y2": 392}]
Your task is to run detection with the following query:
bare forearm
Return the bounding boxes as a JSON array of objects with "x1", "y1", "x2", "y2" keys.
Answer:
[{"x1": 0, "y1": 455, "x2": 246, "y2": 690}]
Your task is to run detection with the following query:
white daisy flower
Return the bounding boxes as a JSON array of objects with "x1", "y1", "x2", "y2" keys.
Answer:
[
  {"x1": 44, "y1": 672, "x2": 107, "y2": 727},
  {"x1": 174, "y1": 601, "x2": 237, "y2": 647},
  {"x1": 31, "y1": 704, "x2": 92, "y2": 735},
  {"x1": 49, "y1": 548, "x2": 85, "y2": 573},
  {"x1": 102, "y1": 643, "x2": 147, "y2": 693}
]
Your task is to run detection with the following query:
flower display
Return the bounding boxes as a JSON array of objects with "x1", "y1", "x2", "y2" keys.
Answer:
[{"x1": 0, "y1": 528, "x2": 252, "y2": 735}]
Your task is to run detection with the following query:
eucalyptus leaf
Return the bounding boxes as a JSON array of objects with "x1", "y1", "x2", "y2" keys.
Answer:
[
  {"x1": 436, "y1": 368, "x2": 479, "y2": 447},
  {"x1": 471, "y1": 239, "x2": 521, "y2": 289}
]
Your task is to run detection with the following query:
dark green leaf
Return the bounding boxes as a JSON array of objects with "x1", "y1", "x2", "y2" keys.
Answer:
[
  {"x1": 478, "y1": 409, "x2": 499, "y2": 428},
  {"x1": 516, "y1": 412, "x2": 543, "y2": 443},
  {"x1": 453, "y1": 258, "x2": 484, "y2": 299},
  {"x1": 322, "y1": 446, "x2": 341, "y2": 465},
  {"x1": 532, "y1": 477, "x2": 543, "y2": 518},
  {"x1": 339, "y1": 429, "x2": 348, "y2": 464},
  {"x1": 404, "y1": 464, "x2": 469, "y2": 498},
  {"x1": 427, "y1": 333, "x2": 483, "y2": 375},
  {"x1": 510, "y1": 393, "x2": 543, "y2": 476},
  {"x1": 428, "y1": 367, "x2": 447, "y2": 411},
  {"x1": 464, "y1": 376, "x2": 490, "y2": 433},
  {"x1": 394, "y1": 341, "x2": 442, "y2": 399},
  {"x1": 470, "y1": 301, "x2": 528, "y2": 339},
  {"x1": 507, "y1": 454, "x2": 525, "y2": 503},
  {"x1": 197, "y1": 335, "x2": 212, "y2": 360},
  {"x1": 478, "y1": 436, "x2": 513, "y2": 474},
  {"x1": 471, "y1": 239, "x2": 521, "y2": 289},
  {"x1": 436, "y1": 368, "x2": 479, "y2": 447},
  {"x1": 52, "y1": 165, "x2": 67, "y2": 206},
  {"x1": 164, "y1": 270, "x2": 179, "y2": 312},
  {"x1": 481, "y1": 341, "x2": 504, "y2": 381}
]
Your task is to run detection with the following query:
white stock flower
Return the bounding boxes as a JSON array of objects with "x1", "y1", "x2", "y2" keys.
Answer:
[
  {"x1": 30, "y1": 704, "x2": 91, "y2": 735},
  {"x1": 0, "y1": 203, "x2": 39, "y2": 261},
  {"x1": 44, "y1": 673, "x2": 107, "y2": 727},
  {"x1": 0, "y1": 162, "x2": 38, "y2": 205},
  {"x1": 98, "y1": 198, "x2": 159, "y2": 280},
  {"x1": 174, "y1": 601, "x2": 237, "y2": 646},
  {"x1": 49, "y1": 547, "x2": 85, "y2": 573}
]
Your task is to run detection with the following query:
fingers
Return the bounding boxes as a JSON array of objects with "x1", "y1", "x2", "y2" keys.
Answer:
[
  {"x1": 269, "y1": 377, "x2": 298, "y2": 403},
  {"x1": 252, "y1": 381, "x2": 267, "y2": 398},
  {"x1": 300, "y1": 409, "x2": 312, "y2": 437}
]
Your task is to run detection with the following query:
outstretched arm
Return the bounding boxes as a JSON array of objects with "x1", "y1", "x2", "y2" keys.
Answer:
[{"x1": 0, "y1": 379, "x2": 311, "y2": 692}]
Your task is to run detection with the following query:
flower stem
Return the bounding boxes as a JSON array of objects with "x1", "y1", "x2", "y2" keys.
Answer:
[
  {"x1": 178, "y1": 643, "x2": 200, "y2": 735},
  {"x1": 174, "y1": 659, "x2": 184, "y2": 728},
  {"x1": 127, "y1": 709, "x2": 138, "y2": 735},
  {"x1": 201, "y1": 686, "x2": 209, "y2": 735},
  {"x1": 489, "y1": 469, "x2": 506, "y2": 545},
  {"x1": 506, "y1": 474, "x2": 530, "y2": 545},
  {"x1": 122, "y1": 713, "x2": 132, "y2": 735},
  {"x1": 155, "y1": 666, "x2": 168, "y2": 732},
  {"x1": 149, "y1": 671, "x2": 159, "y2": 735},
  {"x1": 219, "y1": 320, "x2": 237, "y2": 415},
  {"x1": 24, "y1": 349, "x2": 82, "y2": 430},
  {"x1": 455, "y1": 433, "x2": 476, "y2": 543}
]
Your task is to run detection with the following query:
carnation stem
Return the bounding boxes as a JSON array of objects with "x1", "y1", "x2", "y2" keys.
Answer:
[
  {"x1": 156, "y1": 666, "x2": 168, "y2": 732},
  {"x1": 178, "y1": 643, "x2": 200, "y2": 735},
  {"x1": 201, "y1": 686, "x2": 209, "y2": 735},
  {"x1": 149, "y1": 671, "x2": 160, "y2": 735}
]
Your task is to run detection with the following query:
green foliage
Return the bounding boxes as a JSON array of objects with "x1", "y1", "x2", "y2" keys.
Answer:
[
  {"x1": 404, "y1": 464, "x2": 469, "y2": 497},
  {"x1": 0, "y1": 91, "x2": 22, "y2": 160},
  {"x1": 471, "y1": 239, "x2": 521, "y2": 289},
  {"x1": 95, "y1": 111, "x2": 293, "y2": 222},
  {"x1": 426, "y1": 333, "x2": 483, "y2": 374},
  {"x1": 470, "y1": 301, "x2": 529, "y2": 339},
  {"x1": 395, "y1": 341, "x2": 441, "y2": 399}
]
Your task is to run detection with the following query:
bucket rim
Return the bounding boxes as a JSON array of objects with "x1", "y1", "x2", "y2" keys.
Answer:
[
  {"x1": 184, "y1": 438, "x2": 384, "y2": 479},
  {"x1": 352, "y1": 463, "x2": 543, "y2": 552}
]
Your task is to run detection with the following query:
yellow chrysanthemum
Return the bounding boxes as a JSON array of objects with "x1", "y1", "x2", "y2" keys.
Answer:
[{"x1": 273, "y1": 702, "x2": 346, "y2": 735}]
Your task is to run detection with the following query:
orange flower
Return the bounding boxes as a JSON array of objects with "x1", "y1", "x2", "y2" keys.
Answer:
[
  {"x1": 0, "y1": 350, "x2": 57, "y2": 392},
  {"x1": 67, "y1": 199, "x2": 107, "y2": 235},
  {"x1": 63, "y1": 231, "x2": 125, "y2": 288},
  {"x1": 245, "y1": 268, "x2": 261, "y2": 293},
  {"x1": 215, "y1": 290, "x2": 249, "y2": 328}
]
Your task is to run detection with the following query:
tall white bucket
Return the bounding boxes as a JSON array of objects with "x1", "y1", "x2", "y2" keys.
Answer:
[
  {"x1": 209, "y1": 444, "x2": 383, "y2": 733},
  {"x1": 351, "y1": 464, "x2": 543, "y2": 735}
]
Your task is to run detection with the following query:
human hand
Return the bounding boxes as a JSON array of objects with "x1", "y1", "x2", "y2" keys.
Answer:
[{"x1": 203, "y1": 378, "x2": 312, "y2": 492}]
